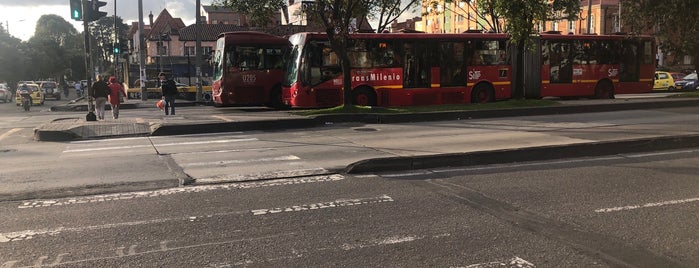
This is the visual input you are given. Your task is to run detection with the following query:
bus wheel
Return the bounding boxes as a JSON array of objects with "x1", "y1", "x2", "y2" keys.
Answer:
[
  {"x1": 352, "y1": 87, "x2": 377, "y2": 106},
  {"x1": 594, "y1": 81, "x2": 614, "y2": 99},
  {"x1": 471, "y1": 84, "x2": 494, "y2": 103}
]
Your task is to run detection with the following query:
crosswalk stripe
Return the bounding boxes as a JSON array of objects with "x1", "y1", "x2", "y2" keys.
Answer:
[{"x1": 182, "y1": 155, "x2": 300, "y2": 167}]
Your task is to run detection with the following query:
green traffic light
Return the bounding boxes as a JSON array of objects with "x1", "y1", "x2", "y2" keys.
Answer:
[
  {"x1": 114, "y1": 47, "x2": 120, "y2": 54},
  {"x1": 72, "y1": 10, "x2": 81, "y2": 19}
]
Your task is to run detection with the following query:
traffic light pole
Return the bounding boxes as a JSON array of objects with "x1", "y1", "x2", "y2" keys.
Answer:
[
  {"x1": 138, "y1": 0, "x2": 147, "y2": 101},
  {"x1": 82, "y1": 0, "x2": 96, "y2": 121}
]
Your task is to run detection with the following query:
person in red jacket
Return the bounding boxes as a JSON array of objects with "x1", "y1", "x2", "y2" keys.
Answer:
[{"x1": 107, "y1": 76, "x2": 126, "y2": 119}]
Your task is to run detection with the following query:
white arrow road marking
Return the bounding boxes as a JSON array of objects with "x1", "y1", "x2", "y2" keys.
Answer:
[
  {"x1": 595, "y1": 197, "x2": 699, "y2": 213},
  {"x1": 18, "y1": 174, "x2": 344, "y2": 209}
]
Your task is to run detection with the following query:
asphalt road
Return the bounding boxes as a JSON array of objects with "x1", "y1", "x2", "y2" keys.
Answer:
[{"x1": 1, "y1": 148, "x2": 697, "y2": 267}]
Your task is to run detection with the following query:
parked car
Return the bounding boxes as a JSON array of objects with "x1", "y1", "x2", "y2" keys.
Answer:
[
  {"x1": 674, "y1": 73, "x2": 698, "y2": 91},
  {"x1": 15, "y1": 83, "x2": 44, "y2": 106},
  {"x1": 653, "y1": 71, "x2": 676, "y2": 91},
  {"x1": 40, "y1": 81, "x2": 62, "y2": 100},
  {"x1": 670, "y1": 72, "x2": 684, "y2": 82},
  {"x1": 0, "y1": 84, "x2": 12, "y2": 102}
]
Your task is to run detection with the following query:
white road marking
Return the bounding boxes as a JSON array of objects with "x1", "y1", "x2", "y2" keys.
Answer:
[
  {"x1": 0, "y1": 128, "x2": 21, "y2": 141},
  {"x1": 196, "y1": 168, "x2": 330, "y2": 184},
  {"x1": 250, "y1": 195, "x2": 394, "y2": 215},
  {"x1": 595, "y1": 197, "x2": 699, "y2": 213},
  {"x1": 4, "y1": 194, "x2": 384, "y2": 244},
  {"x1": 462, "y1": 257, "x2": 535, "y2": 268},
  {"x1": 63, "y1": 138, "x2": 257, "y2": 153},
  {"x1": 181, "y1": 155, "x2": 300, "y2": 167},
  {"x1": 18, "y1": 174, "x2": 345, "y2": 209},
  {"x1": 340, "y1": 235, "x2": 424, "y2": 250}
]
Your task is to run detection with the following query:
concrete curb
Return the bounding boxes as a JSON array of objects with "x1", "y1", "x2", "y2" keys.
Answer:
[{"x1": 345, "y1": 134, "x2": 699, "y2": 174}]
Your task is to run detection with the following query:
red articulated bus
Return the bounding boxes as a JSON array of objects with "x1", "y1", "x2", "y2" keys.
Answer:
[
  {"x1": 282, "y1": 31, "x2": 655, "y2": 108},
  {"x1": 524, "y1": 32, "x2": 655, "y2": 99},
  {"x1": 211, "y1": 31, "x2": 289, "y2": 107},
  {"x1": 283, "y1": 32, "x2": 512, "y2": 108}
]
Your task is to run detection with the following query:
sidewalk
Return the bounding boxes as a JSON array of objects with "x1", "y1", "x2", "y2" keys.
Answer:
[{"x1": 38, "y1": 97, "x2": 698, "y2": 142}]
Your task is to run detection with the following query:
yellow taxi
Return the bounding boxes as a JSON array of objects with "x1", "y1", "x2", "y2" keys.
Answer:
[
  {"x1": 15, "y1": 83, "x2": 44, "y2": 106},
  {"x1": 653, "y1": 71, "x2": 676, "y2": 91}
]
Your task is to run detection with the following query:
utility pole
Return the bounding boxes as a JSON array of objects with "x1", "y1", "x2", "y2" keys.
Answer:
[
  {"x1": 587, "y1": 0, "x2": 593, "y2": 34},
  {"x1": 113, "y1": 0, "x2": 117, "y2": 79},
  {"x1": 83, "y1": 0, "x2": 96, "y2": 121},
  {"x1": 195, "y1": 0, "x2": 203, "y2": 102},
  {"x1": 138, "y1": 0, "x2": 147, "y2": 100}
]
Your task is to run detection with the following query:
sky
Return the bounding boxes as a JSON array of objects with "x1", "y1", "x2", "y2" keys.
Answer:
[
  {"x1": 0, "y1": 0, "x2": 418, "y2": 41},
  {"x1": 0, "y1": 0, "x2": 202, "y2": 41}
]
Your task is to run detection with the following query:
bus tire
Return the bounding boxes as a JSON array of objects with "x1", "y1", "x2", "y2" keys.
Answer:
[
  {"x1": 471, "y1": 84, "x2": 494, "y2": 103},
  {"x1": 352, "y1": 87, "x2": 377, "y2": 106},
  {"x1": 594, "y1": 80, "x2": 614, "y2": 99}
]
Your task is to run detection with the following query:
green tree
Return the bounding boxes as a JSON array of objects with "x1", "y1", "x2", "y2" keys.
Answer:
[
  {"x1": 304, "y1": 0, "x2": 373, "y2": 106},
  {"x1": 212, "y1": 0, "x2": 286, "y2": 27},
  {"x1": 26, "y1": 15, "x2": 82, "y2": 81},
  {"x1": 494, "y1": 0, "x2": 579, "y2": 99},
  {"x1": 0, "y1": 24, "x2": 27, "y2": 86},
  {"x1": 368, "y1": 0, "x2": 422, "y2": 33},
  {"x1": 88, "y1": 16, "x2": 129, "y2": 76},
  {"x1": 620, "y1": 0, "x2": 698, "y2": 70}
]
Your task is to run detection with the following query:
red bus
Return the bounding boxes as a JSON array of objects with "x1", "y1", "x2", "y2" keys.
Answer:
[
  {"x1": 524, "y1": 32, "x2": 655, "y2": 99},
  {"x1": 283, "y1": 32, "x2": 512, "y2": 108},
  {"x1": 211, "y1": 31, "x2": 289, "y2": 107},
  {"x1": 282, "y1": 32, "x2": 655, "y2": 108}
]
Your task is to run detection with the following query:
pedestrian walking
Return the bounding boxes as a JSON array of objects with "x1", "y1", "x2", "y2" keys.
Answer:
[
  {"x1": 108, "y1": 76, "x2": 126, "y2": 119},
  {"x1": 74, "y1": 82, "x2": 82, "y2": 97},
  {"x1": 90, "y1": 74, "x2": 110, "y2": 120},
  {"x1": 63, "y1": 82, "x2": 70, "y2": 98},
  {"x1": 159, "y1": 72, "x2": 177, "y2": 115}
]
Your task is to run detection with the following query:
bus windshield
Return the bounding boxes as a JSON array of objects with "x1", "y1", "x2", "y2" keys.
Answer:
[{"x1": 283, "y1": 44, "x2": 301, "y2": 87}]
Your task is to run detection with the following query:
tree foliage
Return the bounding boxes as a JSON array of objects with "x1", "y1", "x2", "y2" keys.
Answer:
[
  {"x1": 494, "y1": 0, "x2": 579, "y2": 99},
  {"x1": 89, "y1": 16, "x2": 129, "y2": 76},
  {"x1": 0, "y1": 24, "x2": 26, "y2": 86},
  {"x1": 212, "y1": 0, "x2": 287, "y2": 27},
  {"x1": 368, "y1": 0, "x2": 421, "y2": 33},
  {"x1": 620, "y1": 0, "x2": 698, "y2": 69}
]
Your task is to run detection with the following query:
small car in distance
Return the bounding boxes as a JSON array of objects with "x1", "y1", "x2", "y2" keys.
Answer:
[
  {"x1": 40, "y1": 81, "x2": 62, "y2": 100},
  {"x1": 0, "y1": 84, "x2": 12, "y2": 102},
  {"x1": 15, "y1": 83, "x2": 44, "y2": 106},
  {"x1": 653, "y1": 71, "x2": 676, "y2": 91},
  {"x1": 674, "y1": 73, "x2": 698, "y2": 91}
]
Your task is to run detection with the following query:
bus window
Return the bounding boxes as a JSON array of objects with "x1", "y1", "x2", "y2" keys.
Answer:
[
  {"x1": 348, "y1": 39, "x2": 371, "y2": 68},
  {"x1": 369, "y1": 40, "x2": 399, "y2": 67},
  {"x1": 548, "y1": 40, "x2": 573, "y2": 83},
  {"x1": 619, "y1": 40, "x2": 639, "y2": 82},
  {"x1": 307, "y1": 41, "x2": 341, "y2": 86},
  {"x1": 440, "y1": 41, "x2": 466, "y2": 87},
  {"x1": 403, "y1": 41, "x2": 430, "y2": 88}
]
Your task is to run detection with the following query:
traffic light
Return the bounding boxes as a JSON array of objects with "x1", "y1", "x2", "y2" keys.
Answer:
[
  {"x1": 69, "y1": 0, "x2": 82, "y2": 21},
  {"x1": 85, "y1": 0, "x2": 107, "y2": 22},
  {"x1": 113, "y1": 44, "x2": 120, "y2": 54}
]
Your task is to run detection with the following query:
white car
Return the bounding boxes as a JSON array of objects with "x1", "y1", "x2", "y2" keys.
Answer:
[{"x1": 0, "y1": 84, "x2": 12, "y2": 103}]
